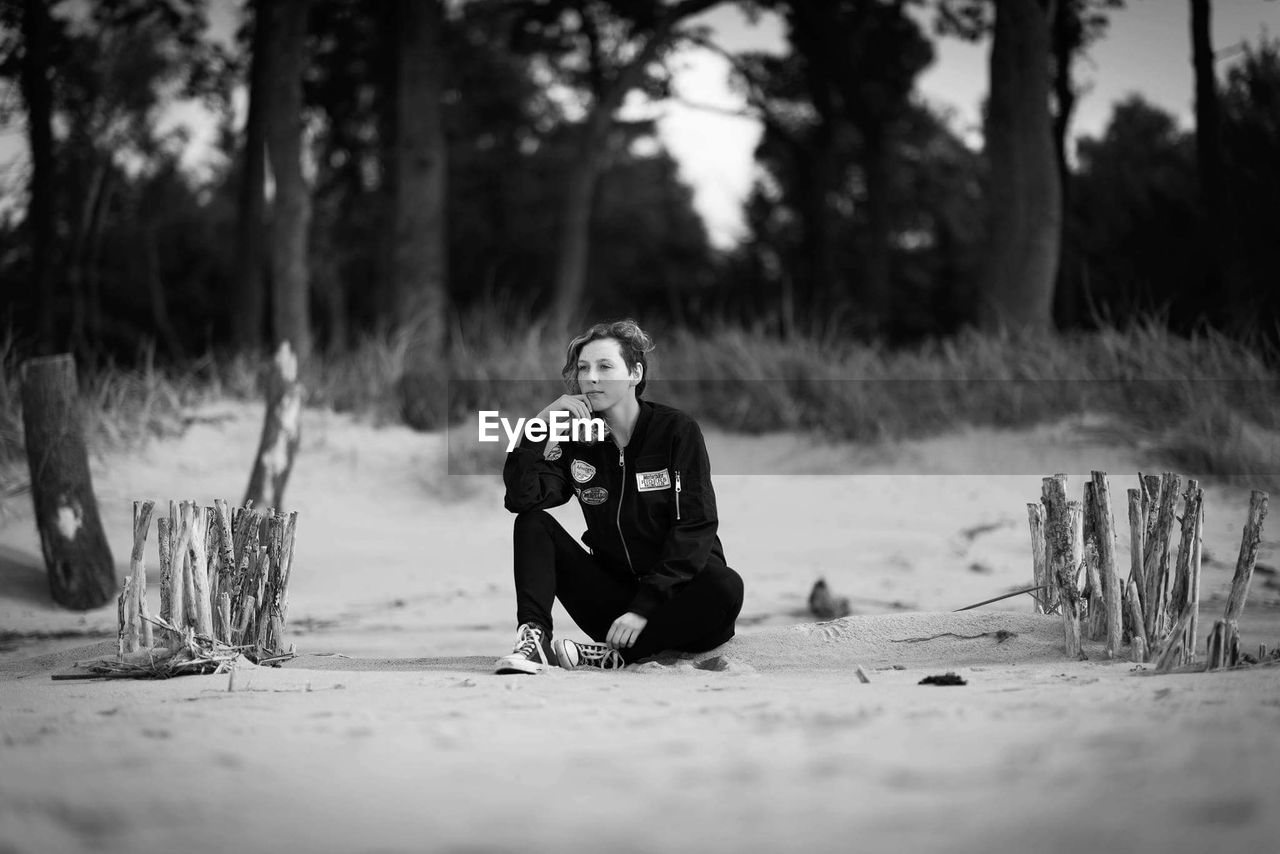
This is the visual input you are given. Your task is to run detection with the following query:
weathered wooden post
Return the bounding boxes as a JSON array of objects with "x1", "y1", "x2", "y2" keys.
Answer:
[
  {"x1": 1090, "y1": 472, "x2": 1124, "y2": 658},
  {"x1": 1143, "y1": 472, "x2": 1181, "y2": 641},
  {"x1": 1207, "y1": 490, "x2": 1269, "y2": 670},
  {"x1": 1027, "y1": 503, "x2": 1052, "y2": 613},
  {"x1": 1167, "y1": 482, "x2": 1203, "y2": 665},
  {"x1": 130, "y1": 500, "x2": 156, "y2": 648},
  {"x1": 19, "y1": 354, "x2": 116, "y2": 609},
  {"x1": 1043, "y1": 475, "x2": 1082, "y2": 658},
  {"x1": 1082, "y1": 481, "x2": 1106, "y2": 640}
]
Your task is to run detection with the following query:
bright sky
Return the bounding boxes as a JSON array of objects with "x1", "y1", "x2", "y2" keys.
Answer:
[
  {"x1": 664, "y1": 0, "x2": 1280, "y2": 247},
  {"x1": 3, "y1": 0, "x2": 1279, "y2": 247}
]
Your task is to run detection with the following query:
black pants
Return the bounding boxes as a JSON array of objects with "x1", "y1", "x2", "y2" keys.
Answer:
[{"x1": 513, "y1": 510, "x2": 744, "y2": 663}]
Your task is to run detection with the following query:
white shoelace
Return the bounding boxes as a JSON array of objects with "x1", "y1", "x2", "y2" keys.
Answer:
[{"x1": 512, "y1": 625, "x2": 547, "y2": 663}]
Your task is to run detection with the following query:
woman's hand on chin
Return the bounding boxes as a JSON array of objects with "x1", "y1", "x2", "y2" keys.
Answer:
[
  {"x1": 539, "y1": 393, "x2": 593, "y2": 423},
  {"x1": 607, "y1": 612, "x2": 648, "y2": 649}
]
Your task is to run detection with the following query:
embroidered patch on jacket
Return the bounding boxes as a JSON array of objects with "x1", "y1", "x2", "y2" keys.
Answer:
[
  {"x1": 544, "y1": 443, "x2": 562, "y2": 461},
  {"x1": 571, "y1": 459, "x2": 596, "y2": 483},
  {"x1": 636, "y1": 468, "x2": 671, "y2": 492},
  {"x1": 577, "y1": 486, "x2": 608, "y2": 505}
]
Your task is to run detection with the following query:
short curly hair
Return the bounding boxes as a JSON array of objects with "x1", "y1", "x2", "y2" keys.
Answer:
[{"x1": 561, "y1": 319, "x2": 656, "y2": 398}]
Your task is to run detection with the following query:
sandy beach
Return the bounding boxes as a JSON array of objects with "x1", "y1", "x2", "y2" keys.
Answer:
[{"x1": 3, "y1": 401, "x2": 1279, "y2": 853}]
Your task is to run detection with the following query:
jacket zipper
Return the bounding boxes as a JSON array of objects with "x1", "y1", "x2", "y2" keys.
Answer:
[
  {"x1": 675, "y1": 469, "x2": 682, "y2": 521},
  {"x1": 616, "y1": 447, "x2": 634, "y2": 573}
]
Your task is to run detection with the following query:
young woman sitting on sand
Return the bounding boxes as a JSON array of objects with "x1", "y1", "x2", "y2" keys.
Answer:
[{"x1": 497, "y1": 319, "x2": 745, "y2": 673}]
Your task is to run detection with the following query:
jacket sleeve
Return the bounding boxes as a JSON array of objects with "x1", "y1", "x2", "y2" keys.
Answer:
[
  {"x1": 628, "y1": 419, "x2": 718, "y2": 617},
  {"x1": 503, "y1": 437, "x2": 573, "y2": 513}
]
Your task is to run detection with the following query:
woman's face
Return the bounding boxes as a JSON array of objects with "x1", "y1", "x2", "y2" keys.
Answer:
[{"x1": 577, "y1": 338, "x2": 641, "y2": 412}]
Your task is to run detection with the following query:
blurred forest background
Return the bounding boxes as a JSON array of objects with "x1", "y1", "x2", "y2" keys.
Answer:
[{"x1": 0, "y1": 0, "x2": 1278, "y2": 473}]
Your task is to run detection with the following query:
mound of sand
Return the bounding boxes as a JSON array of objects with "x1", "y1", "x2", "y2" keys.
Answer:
[{"x1": 707, "y1": 611, "x2": 1066, "y2": 670}]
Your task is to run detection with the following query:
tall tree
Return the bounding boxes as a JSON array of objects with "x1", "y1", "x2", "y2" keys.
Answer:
[
  {"x1": 18, "y1": 0, "x2": 58, "y2": 351},
  {"x1": 233, "y1": 0, "x2": 272, "y2": 353},
  {"x1": 780, "y1": 0, "x2": 932, "y2": 335},
  {"x1": 263, "y1": 0, "x2": 313, "y2": 363},
  {"x1": 976, "y1": 0, "x2": 1060, "y2": 332},
  {"x1": 532, "y1": 0, "x2": 722, "y2": 331},
  {"x1": 1049, "y1": 0, "x2": 1121, "y2": 328},
  {"x1": 394, "y1": 0, "x2": 448, "y2": 370},
  {"x1": 1189, "y1": 0, "x2": 1229, "y2": 314}
]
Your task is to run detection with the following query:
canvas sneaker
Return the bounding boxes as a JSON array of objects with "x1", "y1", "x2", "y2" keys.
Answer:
[
  {"x1": 553, "y1": 638, "x2": 626, "y2": 670},
  {"x1": 494, "y1": 623, "x2": 553, "y2": 674}
]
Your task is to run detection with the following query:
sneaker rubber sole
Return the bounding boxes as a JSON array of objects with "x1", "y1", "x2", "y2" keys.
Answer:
[{"x1": 494, "y1": 652, "x2": 549, "y2": 674}]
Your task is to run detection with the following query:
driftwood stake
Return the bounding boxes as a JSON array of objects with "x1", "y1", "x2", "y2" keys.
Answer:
[
  {"x1": 1155, "y1": 609, "x2": 1195, "y2": 672},
  {"x1": 1141, "y1": 474, "x2": 1162, "y2": 542},
  {"x1": 1224, "y1": 491, "x2": 1269, "y2": 624},
  {"x1": 1090, "y1": 472, "x2": 1124, "y2": 659},
  {"x1": 217, "y1": 592, "x2": 232, "y2": 643},
  {"x1": 188, "y1": 504, "x2": 213, "y2": 637},
  {"x1": 117, "y1": 575, "x2": 137, "y2": 655},
  {"x1": 1143, "y1": 472, "x2": 1181, "y2": 640},
  {"x1": 1083, "y1": 542, "x2": 1105, "y2": 640},
  {"x1": 1169, "y1": 482, "x2": 1200, "y2": 624},
  {"x1": 1127, "y1": 488, "x2": 1146, "y2": 598},
  {"x1": 130, "y1": 500, "x2": 156, "y2": 649},
  {"x1": 1189, "y1": 499, "x2": 1203, "y2": 663},
  {"x1": 1206, "y1": 619, "x2": 1237, "y2": 670},
  {"x1": 1027, "y1": 503, "x2": 1050, "y2": 614},
  {"x1": 1125, "y1": 580, "x2": 1146, "y2": 660},
  {"x1": 213, "y1": 499, "x2": 237, "y2": 614},
  {"x1": 1043, "y1": 475, "x2": 1082, "y2": 658},
  {"x1": 157, "y1": 516, "x2": 174, "y2": 629},
  {"x1": 171, "y1": 503, "x2": 195, "y2": 631}
]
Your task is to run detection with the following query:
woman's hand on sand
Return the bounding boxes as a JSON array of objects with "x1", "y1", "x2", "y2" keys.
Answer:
[
  {"x1": 607, "y1": 612, "x2": 648, "y2": 649},
  {"x1": 538, "y1": 394, "x2": 593, "y2": 423}
]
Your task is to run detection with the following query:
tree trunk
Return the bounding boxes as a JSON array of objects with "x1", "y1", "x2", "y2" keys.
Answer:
[
  {"x1": 1050, "y1": 0, "x2": 1079, "y2": 329},
  {"x1": 264, "y1": 0, "x2": 313, "y2": 365},
  {"x1": 233, "y1": 0, "x2": 272, "y2": 354},
  {"x1": 551, "y1": 132, "x2": 607, "y2": 333},
  {"x1": 375, "y1": 0, "x2": 400, "y2": 325},
  {"x1": 244, "y1": 343, "x2": 302, "y2": 511},
  {"x1": 549, "y1": 0, "x2": 721, "y2": 332},
  {"x1": 1189, "y1": 0, "x2": 1230, "y2": 319},
  {"x1": 861, "y1": 126, "x2": 892, "y2": 337},
  {"x1": 977, "y1": 0, "x2": 1061, "y2": 333},
  {"x1": 144, "y1": 224, "x2": 187, "y2": 360},
  {"x1": 393, "y1": 0, "x2": 449, "y2": 430},
  {"x1": 20, "y1": 0, "x2": 57, "y2": 352},
  {"x1": 20, "y1": 355, "x2": 116, "y2": 610},
  {"x1": 798, "y1": 124, "x2": 840, "y2": 328},
  {"x1": 394, "y1": 0, "x2": 448, "y2": 356}
]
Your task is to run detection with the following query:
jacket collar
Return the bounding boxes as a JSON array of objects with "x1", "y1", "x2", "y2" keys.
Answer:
[{"x1": 607, "y1": 398, "x2": 652, "y2": 461}]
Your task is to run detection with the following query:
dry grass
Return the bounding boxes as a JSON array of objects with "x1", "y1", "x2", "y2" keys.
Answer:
[{"x1": 3, "y1": 317, "x2": 1278, "y2": 489}]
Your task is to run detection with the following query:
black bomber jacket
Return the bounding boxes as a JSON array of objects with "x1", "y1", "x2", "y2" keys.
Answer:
[{"x1": 502, "y1": 399, "x2": 728, "y2": 618}]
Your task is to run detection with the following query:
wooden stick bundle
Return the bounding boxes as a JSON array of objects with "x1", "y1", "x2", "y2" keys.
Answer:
[
  {"x1": 1028, "y1": 471, "x2": 1268, "y2": 671},
  {"x1": 112, "y1": 498, "x2": 300, "y2": 670}
]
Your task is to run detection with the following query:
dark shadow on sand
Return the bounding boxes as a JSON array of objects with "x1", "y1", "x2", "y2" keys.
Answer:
[{"x1": 0, "y1": 544, "x2": 54, "y2": 606}]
